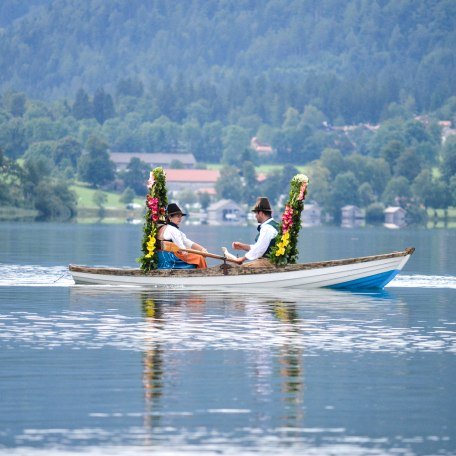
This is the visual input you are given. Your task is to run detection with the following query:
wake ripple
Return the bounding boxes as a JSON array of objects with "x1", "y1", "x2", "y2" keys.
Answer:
[
  {"x1": 389, "y1": 274, "x2": 456, "y2": 289},
  {"x1": 0, "y1": 263, "x2": 73, "y2": 287}
]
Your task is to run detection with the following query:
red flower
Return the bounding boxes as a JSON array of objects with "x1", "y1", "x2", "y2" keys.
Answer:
[
  {"x1": 281, "y1": 205, "x2": 294, "y2": 233},
  {"x1": 146, "y1": 196, "x2": 160, "y2": 221}
]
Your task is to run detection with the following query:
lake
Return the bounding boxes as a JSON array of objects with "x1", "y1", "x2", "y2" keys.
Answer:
[{"x1": 0, "y1": 222, "x2": 455, "y2": 456}]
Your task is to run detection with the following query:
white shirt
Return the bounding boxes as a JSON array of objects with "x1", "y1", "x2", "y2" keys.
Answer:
[
  {"x1": 161, "y1": 224, "x2": 194, "y2": 250},
  {"x1": 245, "y1": 218, "x2": 278, "y2": 261}
]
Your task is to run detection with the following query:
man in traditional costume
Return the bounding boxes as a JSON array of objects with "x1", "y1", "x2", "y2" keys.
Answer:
[
  {"x1": 156, "y1": 203, "x2": 207, "y2": 269},
  {"x1": 231, "y1": 197, "x2": 278, "y2": 268}
]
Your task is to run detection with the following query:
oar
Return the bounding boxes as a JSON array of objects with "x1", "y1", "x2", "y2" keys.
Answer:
[{"x1": 161, "y1": 241, "x2": 239, "y2": 264}]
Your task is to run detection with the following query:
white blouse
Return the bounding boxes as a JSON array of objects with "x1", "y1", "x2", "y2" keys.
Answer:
[{"x1": 160, "y1": 224, "x2": 194, "y2": 250}]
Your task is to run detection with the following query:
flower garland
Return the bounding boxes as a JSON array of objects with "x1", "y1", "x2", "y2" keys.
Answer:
[
  {"x1": 139, "y1": 167, "x2": 168, "y2": 270},
  {"x1": 268, "y1": 174, "x2": 309, "y2": 266}
]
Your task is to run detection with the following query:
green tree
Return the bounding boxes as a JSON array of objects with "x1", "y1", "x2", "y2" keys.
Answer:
[
  {"x1": 23, "y1": 141, "x2": 55, "y2": 161},
  {"x1": 411, "y1": 169, "x2": 434, "y2": 208},
  {"x1": 320, "y1": 148, "x2": 345, "y2": 179},
  {"x1": 412, "y1": 169, "x2": 451, "y2": 216},
  {"x1": 93, "y1": 87, "x2": 115, "y2": 124},
  {"x1": 394, "y1": 148, "x2": 422, "y2": 181},
  {"x1": 23, "y1": 154, "x2": 53, "y2": 186},
  {"x1": 365, "y1": 202, "x2": 385, "y2": 223},
  {"x1": 93, "y1": 190, "x2": 107, "y2": 208},
  {"x1": 382, "y1": 176, "x2": 411, "y2": 206},
  {"x1": 426, "y1": 180, "x2": 451, "y2": 218},
  {"x1": 116, "y1": 77, "x2": 144, "y2": 98},
  {"x1": 260, "y1": 169, "x2": 283, "y2": 206},
  {"x1": 0, "y1": 147, "x2": 25, "y2": 206},
  {"x1": 198, "y1": 191, "x2": 211, "y2": 210},
  {"x1": 221, "y1": 125, "x2": 249, "y2": 165},
  {"x1": 3, "y1": 91, "x2": 27, "y2": 117},
  {"x1": 306, "y1": 165, "x2": 331, "y2": 210},
  {"x1": 241, "y1": 161, "x2": 258, "y2": 205},
  {"x1": 380, "y1": 140, "x2": 404, "y2": 169},
  {"x1": 199, "y1": 121, "x2": 223, "y2": 163},
  {"x1": 53, "y1": 136, "x2": 82, "y2": 169},
  {"x1": 440, "y1": 137, "x2": 456, "y2": 183},
  {"x1": 215, "y1": 166, "x2": 243, "y2": 201},
  {"x1": 121, "y1": 157, "x2": 150, "y2": 196},
  {"x1": 24, "y1": 117, "x2": 60, "y2": 142},
  {"x1": 72, "y1": 88, "x2": 93, "y2": 120},
  {"x1": 77, "y1": 136, "x2": 115, "y2": 187},
  {"x1": 326, "y1": 171, "x2": 360, "y2": 220},
  {"x1": 449, "y1": 176, "x2": 456, "y2": 207},
  {"x1": 120, "y1": 187, "x2": 135, "y2": 204},
  {"x1": 358, "y1": 182, "x2": 376, "y2": 207},
  {"x1": 34, "y1": 180, "x2": 77, "y2": 220},
  {"x1": 0, "y1": 118, "x2": 28, "y2": 159},
  {"x1": 300, "y1": 105, "x2": 327, "y2": 129}
]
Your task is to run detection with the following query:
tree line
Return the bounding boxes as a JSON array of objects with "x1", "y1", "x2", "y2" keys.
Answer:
[{"x1": 1, "y1": 87, "x2": 455, "y2": 221}]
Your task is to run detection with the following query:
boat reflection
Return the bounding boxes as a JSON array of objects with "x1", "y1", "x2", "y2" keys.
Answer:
[
  {"x1": 141, "y1": 296, "x2": 164, "y2": 441},
  {"x1": 138, "y1": 291, "x2": 309, "y2": 434},
  {"x1": 269, "y1": 301, "x2": 304, "y2": 426},
  {"x1": 68, "y1": 286, "x2": 405, "y2": 441}
]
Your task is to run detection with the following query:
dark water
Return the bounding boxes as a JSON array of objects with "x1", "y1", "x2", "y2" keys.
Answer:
[{"x1": 0, "y1": 223, "x2": 455, "y2": 455}]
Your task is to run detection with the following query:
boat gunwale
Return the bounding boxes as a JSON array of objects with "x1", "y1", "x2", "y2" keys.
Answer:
[{"x1": 69, "y1": 247, "x2": 415, "y2": 278}]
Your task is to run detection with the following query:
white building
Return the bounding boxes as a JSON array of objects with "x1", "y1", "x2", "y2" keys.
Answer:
[
  {"x1": 301, "y1": 202, "x2": 322, "y2": 227},
  {"x1": 384, "y1": 206, "x2": 407, "y2": 228}
]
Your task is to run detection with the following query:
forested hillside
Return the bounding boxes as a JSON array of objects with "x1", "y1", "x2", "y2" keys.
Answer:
[
  {"x1": 1, "y1": 0, "x2": 455, "y2": 221},
  {"x1": 1, "y1": 0, "x2": 455, "y2": 123}
]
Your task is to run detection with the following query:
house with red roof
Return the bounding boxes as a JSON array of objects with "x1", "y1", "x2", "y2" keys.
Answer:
[{"x1": 164, "y1": 169, "x2": 220, "y2": 194}]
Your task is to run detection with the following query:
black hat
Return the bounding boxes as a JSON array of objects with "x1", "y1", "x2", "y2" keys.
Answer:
[
  {"x1": 251, "y1": 197, "x2": 272, "y2": 213},
  {"x1": 167, "y1": 203, "x2": 187, "y2": 216}
]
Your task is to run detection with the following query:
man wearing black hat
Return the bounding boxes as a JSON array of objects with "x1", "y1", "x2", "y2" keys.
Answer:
[{"x1": 231, "y1": 197, "x2": 279, "y2": 267}]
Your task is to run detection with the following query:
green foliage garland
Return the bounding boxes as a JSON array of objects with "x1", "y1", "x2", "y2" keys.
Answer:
[
  {"x1": 139, "y1": 167, "x2": 168, "y2": 271},
  {"x1": 268, "y1": 174, "x2": 309, "y2": 266}
]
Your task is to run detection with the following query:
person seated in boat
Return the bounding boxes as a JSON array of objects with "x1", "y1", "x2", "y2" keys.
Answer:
[
  {"x1": 231, "y1": 197, "x2": 279, "y2": 268},
  {"x1": 157, "y1": 203, "x2": 208, "y2": 269}
]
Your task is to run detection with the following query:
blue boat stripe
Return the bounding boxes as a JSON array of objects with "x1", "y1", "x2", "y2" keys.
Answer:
[{"x1": 326, "y1": 269, "x2": 400, "y2": 290}]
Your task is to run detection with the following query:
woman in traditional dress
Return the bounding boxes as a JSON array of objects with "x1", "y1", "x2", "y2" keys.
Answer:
[{"x1": 156, "y1": 203, "x2": 207, "y2": 269}]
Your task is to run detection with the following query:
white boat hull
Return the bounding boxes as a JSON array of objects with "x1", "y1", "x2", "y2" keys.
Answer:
[{"x1": 69, "y1": 248, "x2": 414, "y2": 291}]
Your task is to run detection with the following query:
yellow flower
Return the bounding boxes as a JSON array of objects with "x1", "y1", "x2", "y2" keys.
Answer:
[
  {"x1": 280, "y1": 231, "x2": 290, "y2": 248},
  {"x1": 145, "y1": 235, "x2": 156, "y2": 258},
  {"x1": 275, "y1": 243, "x2": 286, "y2": 256}
]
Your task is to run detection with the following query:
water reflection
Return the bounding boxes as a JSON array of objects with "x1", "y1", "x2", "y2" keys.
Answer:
[
  {"x1": 269, "y1": 301, "x2": 304, "y2": 427},
  {"x1": 137, "y1": 290, "x2": 309, "y2": 438},
  {"x1": 64, "y1": 285, "x2": 454, "y2": 356},
  {"x1": 0, "y1": 285, "x2": 454, "y2": 454},
  {"x1": 141, "y1": 296, "x2": 164, "y2": 441}
]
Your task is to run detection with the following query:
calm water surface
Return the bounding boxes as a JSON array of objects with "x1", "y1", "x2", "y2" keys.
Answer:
[{"x1": 0, "y1": 223, "x2": 455, "y2": 455}]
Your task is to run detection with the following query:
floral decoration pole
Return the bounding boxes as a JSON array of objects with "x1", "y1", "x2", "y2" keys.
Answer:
[
  {"x1": 139, "y1": 167, "x2": 168, "y2": 271},
  {"x1": 269, "y1": 174, "x2": 309, "y2": 266}
]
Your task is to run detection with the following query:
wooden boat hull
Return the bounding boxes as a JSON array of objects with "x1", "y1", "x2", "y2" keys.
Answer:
[{"x1": 69, "y1": 248, "x2": 414, "y2": 290}]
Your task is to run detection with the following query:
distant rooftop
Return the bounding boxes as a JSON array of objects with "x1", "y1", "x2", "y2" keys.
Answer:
[
  {"x1": 110, "y1": 152, "x2": 196, "y2": 168},
  {"x1": 164, "y1": 169, "x2": 220, "y2": 183}
]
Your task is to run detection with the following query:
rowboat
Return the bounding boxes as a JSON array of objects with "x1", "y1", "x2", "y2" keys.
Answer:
[{"x1": 69, "y1": 247, "x2": 414, "y2": 290}]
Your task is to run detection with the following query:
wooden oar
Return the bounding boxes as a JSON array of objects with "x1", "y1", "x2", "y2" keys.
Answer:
[{"x1": 161, "y1": 241, "x2": 239, "y2": 264}]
